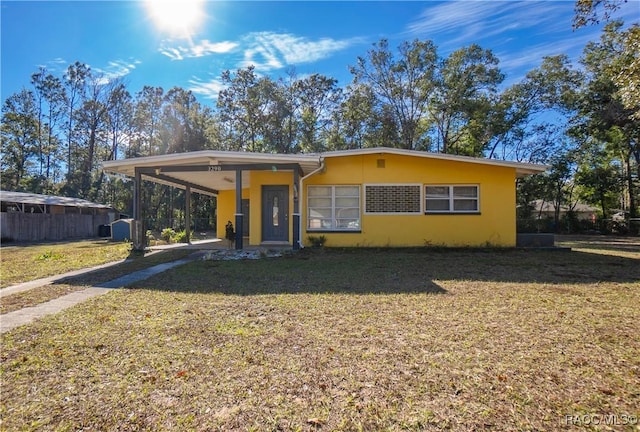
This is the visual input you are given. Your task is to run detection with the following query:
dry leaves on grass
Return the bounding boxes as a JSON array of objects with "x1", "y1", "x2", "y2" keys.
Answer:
[
  {"x1": 1, "y1": 247, "x2": 639, "y2": 431},
  {"x1": 0, "y1": 284, "x2": 86, "y2": 314},
  {"x1": 0, "y1": 249, "x2": 194, "y2": 313},
  {"x1": 0, "y1": 240, "x2": 131, "y2": 288}
]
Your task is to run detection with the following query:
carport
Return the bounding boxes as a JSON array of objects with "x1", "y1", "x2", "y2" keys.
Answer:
[{"x1": 102, "y1": 151, "x2": 322, "y2": 250}]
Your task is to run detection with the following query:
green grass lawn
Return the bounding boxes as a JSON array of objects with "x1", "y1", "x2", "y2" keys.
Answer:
[
  {"x1": 0, "y1": 248, "x2": 194, "y2": 314},
  {"x1": 0, "y1": 239, "x2": 132, "y2": 288},
  {"x1": 1, "y1": 241, "x2": 639, "y2": 430}
]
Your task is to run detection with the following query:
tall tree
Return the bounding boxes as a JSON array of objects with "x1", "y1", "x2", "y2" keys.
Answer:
[
  {"x1": 30, "y1": 68, "x2": 65, "y2": 184},
  {"x1": 63, "y1": 62, "x2": 90, "y2": 178},
  {"x1": 429, "y1": 44, "x2": 504, "y2": 155},
  {"x1": 160, "y1": 87, "x2": 210, "y2": 153},
  {"x1": 217, "y1": 66, "x2": 268, "y2": 152},
  {"x1": 1, "y1": 90, "x2": 39, "y2": 190},
  {"x1": 328, "y1": 83, "x2": 376, "y2": 150},
  {"x1": 71, "y1": 73, "x2": 114, "y2": 198},
  {"x1": 488, "y1": 55, "x2": 581, "y2": 162},
  {"x1": 295, "y1": 74, "x2": 342, "y2": 153},
  {"x1": 573, "y1": 0, "x2": 639, "y2": 119},
  {"x1": 259, "y1": 75, "x2": 297, "y2": 154},
  {"x1": 574, "y1": 21, "x2": 639, "y2": 219},
  {"x1": 574, "y1": 146, "x2": 623, "y2": 218},
  {"x1": 349, "y1": 39, "x2": 437, "y2": 150},
  {"x1": 105, "y1": 82, "x2": 132, "y2": 161},
  {"x1": 573, "y1": 0, "x2": 628, "y2": 28},
  {"x1": 131, "y1": 86, "x2": 164, "y2": 156}
]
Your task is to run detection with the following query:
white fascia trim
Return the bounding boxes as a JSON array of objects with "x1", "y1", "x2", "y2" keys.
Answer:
[{"x1": 320, "y1": 147, "x2": 548, "y2": 175}]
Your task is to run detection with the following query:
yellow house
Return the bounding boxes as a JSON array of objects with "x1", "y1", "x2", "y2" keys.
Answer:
[{"x1": 102, "y1": 147, "x2": 547, "y2": 249}]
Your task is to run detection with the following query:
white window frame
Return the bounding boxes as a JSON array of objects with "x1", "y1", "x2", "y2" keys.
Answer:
[
  {"x1": 364, "y1": 183, "x2": 423, "y2": 215},
  {"x1": 425, "y1": 185, "x2": 480, "y2": 214},
  {"x1": 307, "y1": 185, "x2": 361, "y2": 231}
]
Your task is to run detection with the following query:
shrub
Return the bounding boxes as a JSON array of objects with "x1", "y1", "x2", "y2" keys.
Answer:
[
  {"x1": 173, "y1": 230, "x2": 193, "y2": 243},
  {"x1": 146, "y1": 230, "x2": 156, "y2": 246},
  {"x1": 307, "y1": 235, "x2": 327, "y2": 248},
  {"x1": 161, "y1": 228, "x2": 176, "y2": 243}
]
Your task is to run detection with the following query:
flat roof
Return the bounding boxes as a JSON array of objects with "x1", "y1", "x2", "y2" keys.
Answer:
[{"x1": 101, "y1": 148, "x2": 548, "y2": 195}]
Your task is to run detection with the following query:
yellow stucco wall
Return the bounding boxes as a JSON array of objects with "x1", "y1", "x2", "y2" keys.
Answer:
[
  {"x1": 216, "y1": 153, "x2": 518, "y2": 247},
  {"x1": 215, "y1": 189, "x2": 248, "y2": 240},
  {"x1": 216, "y1": 171, "x2": 294, "y2": 245},
  {"x1": 302, "y1": 153, "x2": 517, "y2": 247}
]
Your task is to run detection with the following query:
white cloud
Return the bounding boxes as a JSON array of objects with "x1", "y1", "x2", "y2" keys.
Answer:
[
  {"x1": 239, "y1": 32, "x2": 356, "y2": 72},
  {"x1": 160, "y1": 39, "x2": 239, "y2": 60},
  {"x1": 36, "y1": 58, "x2": 68, "y2": 74},
  {"x1": 94, "y1": 59, "x2": 141, "y2": 83},
  {"x1": 498, "y1": 31, "x2": 595, "y2": 75},
  {"x1": 406, "y1": 1, "x2": 572, "y2": 50},
  {"x1": 160, "y1": 31, "x2": 355, "y2": 72},
  {"x1": 188, "y1": 77, "x2": 225, "y2": 100}
]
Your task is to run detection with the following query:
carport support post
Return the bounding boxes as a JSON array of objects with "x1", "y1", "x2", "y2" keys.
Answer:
[
  {"x1": 234, "y1": 169, "x2": 243, "y2": 250},
  {"x1": 132, "y1": 167, "x2": 144, "y2": 251},
  {"x1": 292, "y1": 169, "x2": 300, "y2": 250},
  {"x1": 185, "y1": 185, "x2": 191, "y2": 244}
]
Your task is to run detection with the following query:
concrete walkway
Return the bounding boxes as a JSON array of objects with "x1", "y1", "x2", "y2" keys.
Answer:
[
  {"x1": 0, "y1": 254, "x2": 200, "y2": 334},
  {"x1": 0, "y1": 258, "x2": 132, "y2": 299}
]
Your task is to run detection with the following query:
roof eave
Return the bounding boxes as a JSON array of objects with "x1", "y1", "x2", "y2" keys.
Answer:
[{"x1": 321, "y1": 147, "x2": 548, "y2": 176}]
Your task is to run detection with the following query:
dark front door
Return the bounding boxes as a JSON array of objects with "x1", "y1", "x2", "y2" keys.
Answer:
[{"x1": 262, "y1": 185, "x2": 289, "y2": 242}]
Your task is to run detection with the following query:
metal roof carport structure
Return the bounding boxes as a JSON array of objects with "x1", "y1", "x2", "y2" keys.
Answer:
[{"x1": 102, "y1": 151, "x2": 323, "y2": 250}]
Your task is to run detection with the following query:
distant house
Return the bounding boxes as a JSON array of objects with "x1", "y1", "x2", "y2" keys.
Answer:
[
  {"x1": 0, "y1": 191, "x2": 117, "y2": 242},
  {"x1": 530, "y1": 199, "x2": 599, "y2": 221},
  {"x1": 102, "y1": 148, "x2": 547, "y2": 249}
]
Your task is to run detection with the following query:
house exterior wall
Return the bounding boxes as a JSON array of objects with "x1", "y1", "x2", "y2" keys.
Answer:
[
  {"x1": 303, "y1": 153, "x2": 517, "y2": 247},
  {"x1": 215, "y1": 171, "x2": 294, "y2": 244},
  {"x1": 215, "y1": 153, "x2": 518, "y2": 247},
  {"x1": 216, "y1": 188, "x2": 249, "y2": 240},
  {"x1": 247, "y1": 171, "x2": 294, "y2": 245}
]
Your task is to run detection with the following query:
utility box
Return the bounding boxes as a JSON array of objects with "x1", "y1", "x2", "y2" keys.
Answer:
[
  {"x1": 98, "y1": 224, "x2": 111, "y2": 238},
  {"x1": 111, "y1": 218, "x2": 133, "y2": 242}
]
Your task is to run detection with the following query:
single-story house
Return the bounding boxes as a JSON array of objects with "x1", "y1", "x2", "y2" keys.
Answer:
[
  {"x1": 530, "y1": 199, "x2": 599, "y2": 221},
  {"x1": 0, "y1": 190, "x2": 117, "y2": 242},
  {"x1": 101, "y1": 147, "x2": 547, "y2": 249}
]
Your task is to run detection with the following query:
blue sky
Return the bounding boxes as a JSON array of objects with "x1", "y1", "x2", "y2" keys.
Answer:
[{"x1": 2, "y1": 0, "x2": 639, "y2": 106}]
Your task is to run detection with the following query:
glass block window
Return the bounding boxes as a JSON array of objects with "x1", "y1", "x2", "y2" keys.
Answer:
[{"x1": 365, "y1": 185, "x2": 422, "y2": 214}]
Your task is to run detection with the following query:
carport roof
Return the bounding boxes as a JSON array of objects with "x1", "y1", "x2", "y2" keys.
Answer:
[{"x1": 102, "y1": 150, "x2": 322, "y2": 195}]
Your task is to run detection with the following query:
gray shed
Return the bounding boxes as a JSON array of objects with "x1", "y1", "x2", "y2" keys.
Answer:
[{"x1": 111, "y1": 218, "x2": 134, "y2": 241}]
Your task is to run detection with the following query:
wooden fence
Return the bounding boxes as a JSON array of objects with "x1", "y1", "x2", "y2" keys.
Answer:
[{"x1": 0, "y1": 212, "x2": 111, "y2": 242}]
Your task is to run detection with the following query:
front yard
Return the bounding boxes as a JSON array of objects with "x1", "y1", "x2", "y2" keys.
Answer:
[
  {"x1": 0, "y1": 239, "x2": 132, "y2": 288},
  {"x1": 1, "y1": 239, "x2": 639, "y2": 430}
]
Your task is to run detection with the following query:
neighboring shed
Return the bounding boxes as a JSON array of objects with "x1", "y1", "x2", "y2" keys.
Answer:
[
  {"x1": 0, "y1": 191, "x2": 117, "y2": 242},
  {"x1": 111, "y1": 218, "x2": 133, "y2": 241}
]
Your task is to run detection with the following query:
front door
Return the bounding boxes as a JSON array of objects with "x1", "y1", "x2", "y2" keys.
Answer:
[{"x1": 262, "y1": 185, "x2": 289, "y2": 242}]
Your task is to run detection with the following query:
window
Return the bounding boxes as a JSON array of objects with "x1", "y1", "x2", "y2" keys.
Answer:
[
  {"x1": 308, "y1": 185, "x2": 360, "y2": 231},
  {"x1": 425, "y1": 185, "x2": 479, "y2": 213},
  {"x1": 365, "y1": 184, "x2": 421, "y2": 214}
]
